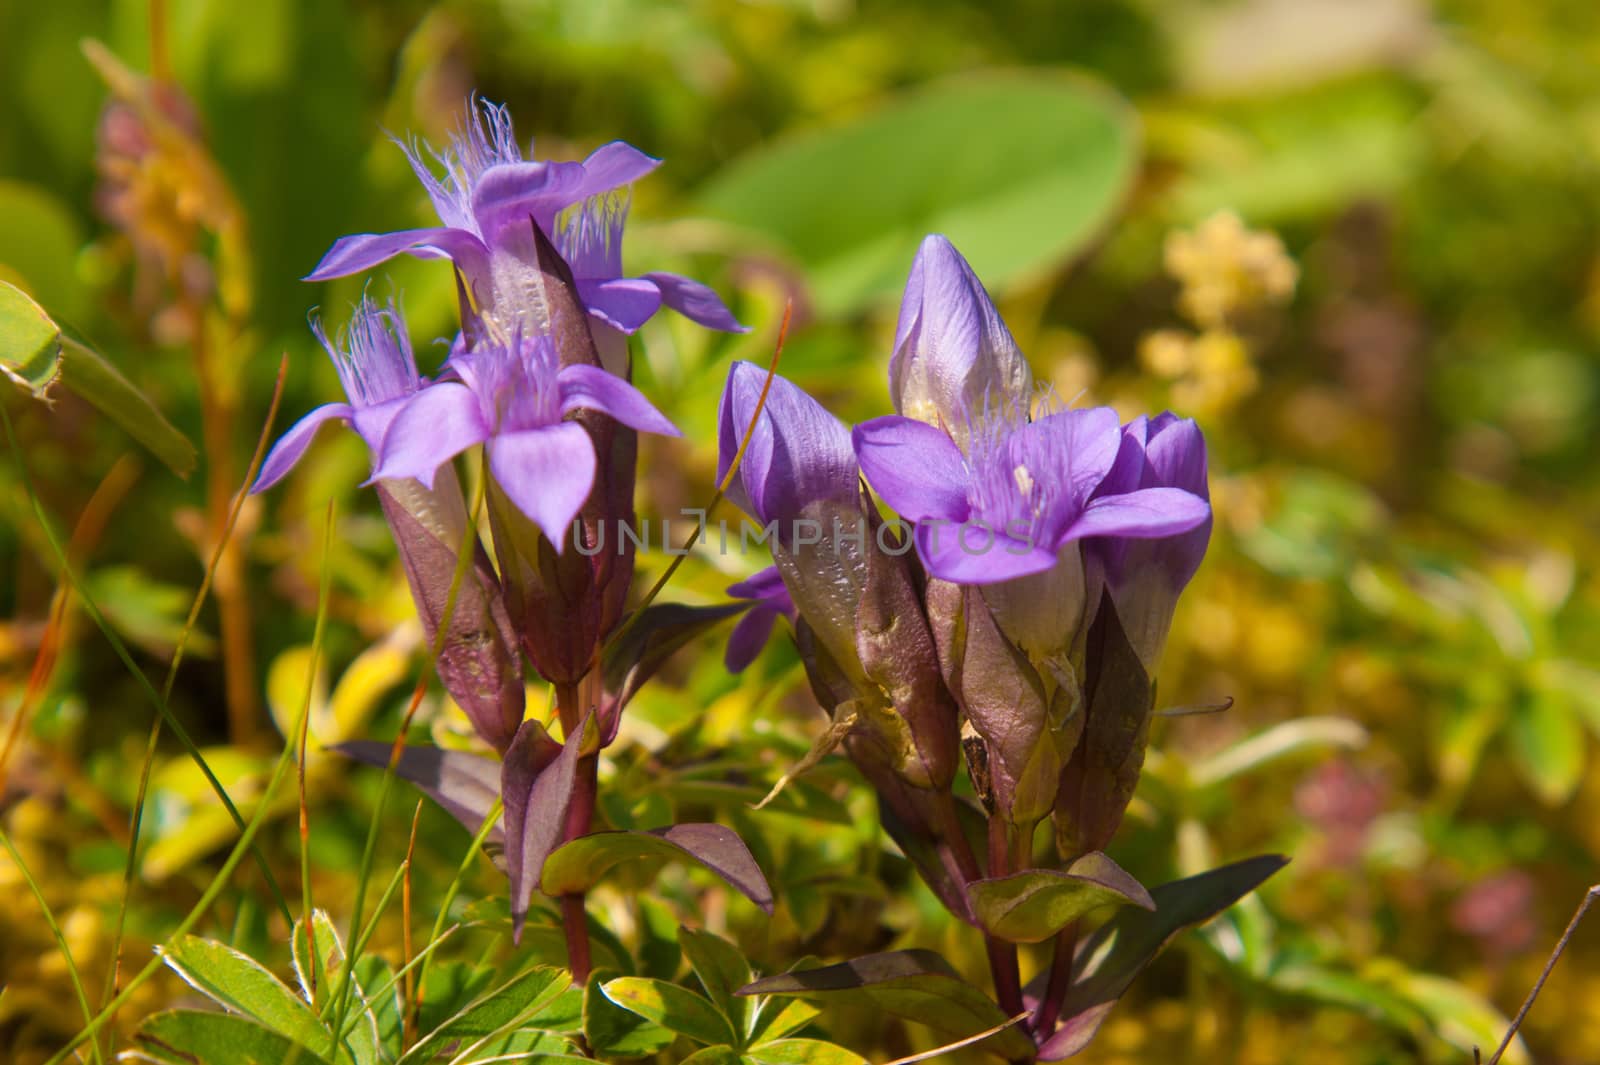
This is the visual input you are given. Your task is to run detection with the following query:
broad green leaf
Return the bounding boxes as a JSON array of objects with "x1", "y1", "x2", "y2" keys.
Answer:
[
  {"x1": 132, "y1": 1010, "x2": 334, "y2": 1065},
  {"x1": 541, "y1": 824, "x2": 773, "y2": 913},
  {"x1": 604, "y1": 977, "x2": 737, "y2": 1048},
  {"x1": 697, "y1": 70, "x2": 1138, "y2": 316},
  {"x1": 969, "y1": 851, "x2": 1155, "y2": 944},
  {"x1": 159, "y1": 936, "x2": 336, "y2": 1060},
  {"x1": 738, "y1": 950, "x2": 1033, "y2": 1060},
  {"x1": 677, "y1": 927, "x2": 752, "y2": 1039},
  {"x1": 584, "y1": 970, "x2": 676, "y2": 1058},
  {"x1": 745, "y1": 1038, "x2": 869, "y2": 1065},
  {"x1": 1508, "y1": 688, "x2": 1584, "y2": 805},
  {"x1": 398, "y1": 966, "x2": 568, "y2": 1065},
  {"x1": 1039, "y1": 854, "x2": 1288, "y2": 1060},
  {"x1": 416, "y1": 961, "x2": 495, "y2": 1036},
  {"x1": 1381, "y1": 969, "x2": 1528, "y2": 1065},
  {"x1": 0, "y1": 280, "x2": 196, "y2": 476},
  {"x1": 352, "y1": 956, "x2": 403, "y2": 1063}
]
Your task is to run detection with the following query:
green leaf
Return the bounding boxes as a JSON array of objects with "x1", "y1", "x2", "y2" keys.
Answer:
[
  {"x1": 541, "y1": 825, "x2": 773, "y2": 913},
  {"x1": 682, "y1": 1049, "x2": 743, "y2": 1065},
  {"x1": 0, "y1": 280, "x2": 196, "y2": 476},
  {"x1": 744, "y1": 1038, "x2": 869, "y2": 1065},
  {"x1": 969, "y1": 851, "x2": 1155, "y2": 944},
  {"x1": 603, "y1": 977, "x2": 738, "y2": 1048},
  {"x1": 1508, "y1": 687, "x2": 1584, "y2": 805},
  {"x1": 291, "y1": 910, "x2": 345, "y2": 1009},
  {"x1": 585, "y1": 970, "x2": 676, "y2": 1058},
  {"x1": 352, "y1": 956, "x2": 403, "y2": 1063},
  {"x1": 132, "y1": 1010, "x2": 335, "y2": 1065},
  {"x1": 748, "y1": 997, "x2": 820, "y2": 1045},
  {"x1": 738, "y1": 950, "x2": 1034, "y2": 1060},
  {"x1": 678, "y1": 927, "x2": 753, "y2": 1040},
  {"x1": 159, "y1": 935, "x2": 337, "y2": 1060},
  {"x1": 1039, "y1": 854, "x2": 1288, "y2": 1060},
  {"x1": 697, "y1": 70, "x2": 1138, "y2": 316},
  {"x1": 398, "y1": 966, "x2": 568, "y2": 1065}
]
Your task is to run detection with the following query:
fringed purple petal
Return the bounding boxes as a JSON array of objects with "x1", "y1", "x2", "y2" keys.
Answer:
[
  {"x1": 251, "y1": 402, "x2": 354, "y2": 492},
  {"x1": 853, "y1": 415, "x2": 972, "y2": 523},
  {"x1": 643, "y1": 272, "x2": 748, "y2": 333},
  {"x1": 575, "y1": 141, "x2": 662, "y2": 197},
  {"x1": 557, "y1": 364, "x2": 681, "y2": 437},
  {"x1": 304, "y1": 227, "x2": 489, "y2": 282},
  {"x1": 470, "y1": 160, "x2": 590, "y2": 243},
  {"x1": 370, "y1": 382, "x2": 488, "y2": 488},
  {"x1": 914, "y1": 520, "x2": 1057, "y2": 585},
  {"x1": 576, "y1": 278, "x2": 663, "y2": 334},
  {"x1": 486, "y1": 422, "x2": 597, "y2": 548}
]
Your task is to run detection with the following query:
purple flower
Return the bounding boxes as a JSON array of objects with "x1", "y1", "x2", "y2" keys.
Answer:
[
  {"x1": 252, "y1": 296, "x2": 420, "y2": 492},
  {"x1": 853, "y1": 404, "x2": 1210, "y2": 586},
  {"x1": 724, "y1": 567, "x2": 795, "y2": 673},
  {"x1": 372, "y1": 333, "x2": 680, "y2": 548},
  {"x1": 716, "y1": 361, "x2": 859, "y2": 532},
  {"x1": 1085, "y1": 413, "x2": 1212, "y2": 670},
  {"x1": 889, "y1": 235, "x2": 1032, "y2": 448},
  {"x1": 304, "y1": 98, "x2": 744, "y2": 336}
]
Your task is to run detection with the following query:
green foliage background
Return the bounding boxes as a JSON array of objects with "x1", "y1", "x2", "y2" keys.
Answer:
[{"x1": 2, "y1": 0, "x2": 1599, "y2": 1062}]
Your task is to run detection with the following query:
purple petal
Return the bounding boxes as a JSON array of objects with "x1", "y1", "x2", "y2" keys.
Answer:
[
  {"x1": 717, "y1": 362, "x2": 857, "y2": 526},
  {"x1": 576, "y1": 278, "x2": 663, "y2": 333},
  {"x1": 347, "y1": 394, "x2": 413, "y2": 457},
  {"x1": 915, "y1": 520, "x2": 1058, "y2": 584},
  {"x1": 643, "y1": 272, "x2": 748, "y2": 333},
  {"x1": 486, "y1": 422, "x2": 597, "y2": 548},
  {"x1": 370, "y1": 382, "x2": 488, "y2": 488},
  {"x1": 1141, "y1": 414, "x2": 1209, "y2": 497},
  {"x1": 576, "y1": 141, "x2": 663, "y2": 197},
  {"x1": 304, "y1": 227, "x2": 489, "y2": 282},
  {"x1": 888, "y1": 234, "x2": 1030, "y2": 432},
  {"x1": 853, "y1": 416, "x2": 972, "y2": 523},
  {"x1": 470, "y1": 160, "x2": 590, "y2": 243},
  {"x1": 728, "y1": 565, "x2": 793, "y2": 611},
  {"x1": 725, "y1": 609, "x2": 779, "y2": 673},
  {"x1": 252, "y1": 403, "x2": 354, "y2": 492},
  {"x1": 1067, "y1": 487, "x2": 1211, "y2": 542},
  {"x1": 558, "y1": 364, "x2": 681, "y2": 437}
]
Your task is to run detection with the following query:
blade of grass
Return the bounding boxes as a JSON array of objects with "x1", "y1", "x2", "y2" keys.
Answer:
[
  {"x1": 0, "y1": 825, "x2": 106, "y2": 1065},
  {"x1": 102, "y1": 355, "x2": 291, "y2": 1019},
  {"x1": 401, "y1": 799, "x2": 423, "y2": 1049},
  {"x1": 43, "y1": 494, "x2": 336, "y2": 1065},
  {"x1": 410, "y1": 797, "x2": 504, "y2": 1046},
  {"x1": 296, "y1": 501, "x2": 331, "y2": 1002}
]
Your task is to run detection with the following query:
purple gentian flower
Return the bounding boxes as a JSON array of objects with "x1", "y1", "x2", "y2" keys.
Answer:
[
  {"x1": 305, "y1": 98, "x2": 744, "y2": 336},
  {"x1": 853, "y1": 404, "x2": 1210, "y2": 585},
  {"x1": 1085, "y1": 413, "x2": 1213, "y2": 670},
  {"x1": 889, "y1": 235, "x2": 1032, "y2": 449},
  {"x1": 252, "y1": 296, "x2": 419, "y2": 492},
  {"x1": 371, "y1": 333, "x2": 680, "y2": 548},
  {"x1": 716, "y1": 360, "x2": 859, "y2": 532},
  {"x1": 724, "y1": 567, "x2": 796, "y2": 673}
]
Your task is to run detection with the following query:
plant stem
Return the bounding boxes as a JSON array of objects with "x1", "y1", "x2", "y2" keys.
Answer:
[
  {"x1": 981, "y1": 813, "x2": 1026, "y2": 1021},
  {"x1": 555, "y1": 679, "x2": 600, "y2": 987},
  {"x1": 1030, "y1": 921, "x2": 1079, "y2": 1037}
]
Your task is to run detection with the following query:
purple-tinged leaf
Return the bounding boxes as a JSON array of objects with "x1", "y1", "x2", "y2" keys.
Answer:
[
  {"x1": 601, "y1": 602, "x2": 749, "y2": 722},
  {"x1": 969, "y1": 852, "x2": 1153, "y2": 945},
  {"x1": 878, "y1": 795, "x2": 983, "y2": 927},
  {"x1": 1036, "y1": 854, "x2": 1288, "y2": 1060},
  {"x1": 737, "y1": 950, "x2": 1034, "y2": 1061},
  {"x1": 332, "y1": 742, "x2": 503, "y2": 848},
  {"x1": 502, "y1": 719, "x2": 583, "y2": 942},
  {"x1": 541, "y1": 824, "x2": 774, "y2": 914}
]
